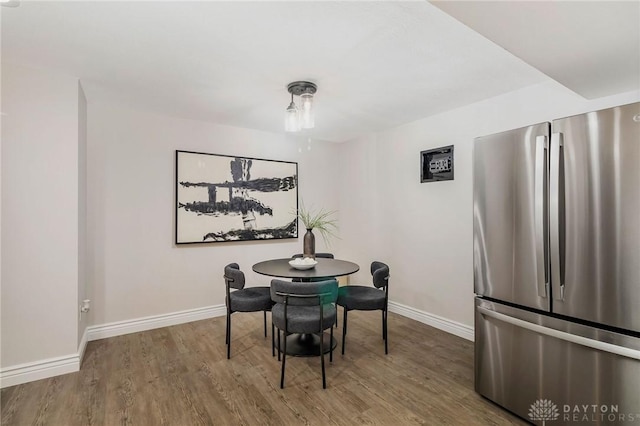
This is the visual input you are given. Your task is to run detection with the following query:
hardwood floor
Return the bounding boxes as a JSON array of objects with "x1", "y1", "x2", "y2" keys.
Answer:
[{"x1": 1, "y1": 311, "x2": 527, "y2": 425}]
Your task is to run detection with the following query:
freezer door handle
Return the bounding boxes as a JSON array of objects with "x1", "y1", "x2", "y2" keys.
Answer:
[
  {"x1": 550, "y1": 132, "x2": 565, "y2": 300},
  {"x1": 534, "y1": 135, "x2": 549, "y2": 298},
  {"x1": 478, "y1": 307, "x2": 640, "y2": 361}
]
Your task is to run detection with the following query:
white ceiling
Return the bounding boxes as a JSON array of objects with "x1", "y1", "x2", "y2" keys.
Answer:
[
  {"x1": 432, "y1": 1, "x2": 640, "y2": 100},
  {"x1": 2, "y1": 1, "x2": 636, "y2": 142}
]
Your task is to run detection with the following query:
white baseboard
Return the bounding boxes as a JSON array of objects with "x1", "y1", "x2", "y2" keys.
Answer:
[
  {"x1": 87, "y1": 304, "x2": 226, "y2": 341},
  {"x1": 1, "y1": 304, "x2": 226, "y2": 388},
  {"x1": 388, "y1": 300, "x2": 474, "y2": 341},
  {"x1": 0, "y1": 354, "x2": 80, "y2": 389}
]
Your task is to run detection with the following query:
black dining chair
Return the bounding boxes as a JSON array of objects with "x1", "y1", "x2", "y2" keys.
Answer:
[
  {"x1": 224, "y1": 263, "x2": 274, "y2": 359},
  {"x1": 270, "y1": 278, "x2": 338, "y2": 389},
  {"x1": 291, "y1": 253, "x2": 335, "y2": 283},
  {"x1": 292, "y1": 253, "x2": 335, "y2": 259},
  {"x1": 337, "y1": 261, "x2": 390, "y2": 355}
]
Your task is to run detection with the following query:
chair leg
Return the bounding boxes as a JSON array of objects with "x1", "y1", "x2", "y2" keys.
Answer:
[
  {"x1": 263, "y1": 311, "x2": 267, "y2": 338},
  {"x1": 280, "y1": 331, "x2": 287, "y2": 389},
  {"x1": 321, "y1": 328, "x2": 326, "y2": 389},
  {"x1": 384, "y1": 309, "x2": 388, "y2": 355},
  {"x1": 381, "y1": 310, "x2": 385, "y2": 339},
  {"x1": 271, "y1": 322, "x2": 275, "y2": 357},
  {"x1": 277, "y1": 329, "x2": 281, "y2": 361},
  {"x1": 341, "y1": 307, "x2": 348, "y2": 355},
  {"x1": 225, "y1": 312, "x2": 229, "y2": 344},
  {"x1": 330, "y1": 324, "x2": 334, "y2": 363},
  {"x1": 226, "y1": 312, "x2": 231, "y2": 359}
]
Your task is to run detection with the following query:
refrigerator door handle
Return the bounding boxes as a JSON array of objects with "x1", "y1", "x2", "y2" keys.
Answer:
[
  {"x1": 478, "y1": 307, "x2": 640, "y2": 361},
  {"x1": 550, "y1": 132, "x2": 565, "y2": 300},
  {"x1": 534, "y1": 135, "x2": 549, "y2": 298}
]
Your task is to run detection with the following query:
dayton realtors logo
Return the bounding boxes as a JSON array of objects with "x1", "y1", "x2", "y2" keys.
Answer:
[
  {"x1": 528, "y1": 399, "x2": 560, "y2": 425},
  {"x1": 528, "y1": 399, "x2": 640, "y2": 424}
]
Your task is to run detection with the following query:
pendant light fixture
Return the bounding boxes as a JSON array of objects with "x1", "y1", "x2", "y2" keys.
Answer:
[{"x1": 284, "y1": 81, "x2": 317, "y2": 132}]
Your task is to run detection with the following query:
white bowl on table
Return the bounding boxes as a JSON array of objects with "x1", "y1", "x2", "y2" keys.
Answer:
[{"x1": 289, "y1": 257, "x2": 318, "y2": 270}]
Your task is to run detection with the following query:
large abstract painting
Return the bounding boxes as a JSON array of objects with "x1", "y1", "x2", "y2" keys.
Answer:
[{"x1": 175, "y1": 150, "x2": 298, "y2": 244}]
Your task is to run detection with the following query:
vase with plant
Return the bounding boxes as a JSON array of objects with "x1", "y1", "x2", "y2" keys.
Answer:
[{"x1": 297, "y1": 203, "x2": 338, "y2": 259}]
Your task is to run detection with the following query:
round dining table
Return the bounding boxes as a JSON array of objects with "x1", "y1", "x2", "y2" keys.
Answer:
[
  {"x1": 252, "y1": 257, "x2": 360, "y2": 356},
  {"x1": 252, "y1": 257, "x2": 359, "y2": 281}
]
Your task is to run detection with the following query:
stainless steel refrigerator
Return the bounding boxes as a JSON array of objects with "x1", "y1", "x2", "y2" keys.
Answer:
[{"x1": 473, "y1": 102, "x2": 640, "y2": 425}]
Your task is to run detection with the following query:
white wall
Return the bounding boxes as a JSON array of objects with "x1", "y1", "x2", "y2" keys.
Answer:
[
  {"x1": 339, "y1": 80, "x2": 640, "y2": 329},
  {"x1": 1, "y1": 63, "x2": 80, "y2": 367},
  {"x1": 87, "y1": 103, "x2": 341, "y2": 326},
  {"x1": 78, "y1": 83, "x2": 88, "y2": 347},
  {"x1": 0, "y1": 54, "x2": 3, "y2": 372},
  {"x1": 337, "y1": 133, "x2": 389, "y2": 281}
]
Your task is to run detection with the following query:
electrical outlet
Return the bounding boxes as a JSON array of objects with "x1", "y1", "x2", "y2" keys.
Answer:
[{"x1": 80, "y1": 299, "x2": 91, "y2": 321}]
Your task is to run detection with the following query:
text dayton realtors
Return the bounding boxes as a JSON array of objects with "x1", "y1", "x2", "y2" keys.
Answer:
[{"x1": 563, "y1": 404, "x2": 638, "y2": 423}]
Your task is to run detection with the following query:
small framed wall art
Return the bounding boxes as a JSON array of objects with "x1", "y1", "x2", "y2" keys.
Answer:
[
  {"x1": 175, "y1": 150, "x2": 298, "y2": 244},
  {"x1": 421, "y1": 145, "x2": 454, "y2": 183}
]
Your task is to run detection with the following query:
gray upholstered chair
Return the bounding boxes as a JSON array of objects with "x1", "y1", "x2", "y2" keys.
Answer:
[
  {"x1": 224, "y1": 263, "x2": 274, "y2": 359},
  {"x1": 337, "y1": 261, "x2": 390, "y2": 355},
  {"x1": 270, "y1": 278, "x2": 338, "y2": 389}
]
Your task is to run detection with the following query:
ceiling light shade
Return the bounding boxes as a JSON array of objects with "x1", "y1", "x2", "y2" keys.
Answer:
[
  {"x1": 284, "y1": 98, "x2": 300, "y2": 132},
  {"x1": 285, "y1": 81, "x2": 317, "y2": 132},
  {"x1": 299, "y1": 93, "x2": 314, "y2": 129}
]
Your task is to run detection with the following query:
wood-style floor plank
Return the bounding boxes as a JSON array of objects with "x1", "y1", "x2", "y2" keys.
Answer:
[{"x1": 1, "y1": 311, "x2": 526, "y2": 425}]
